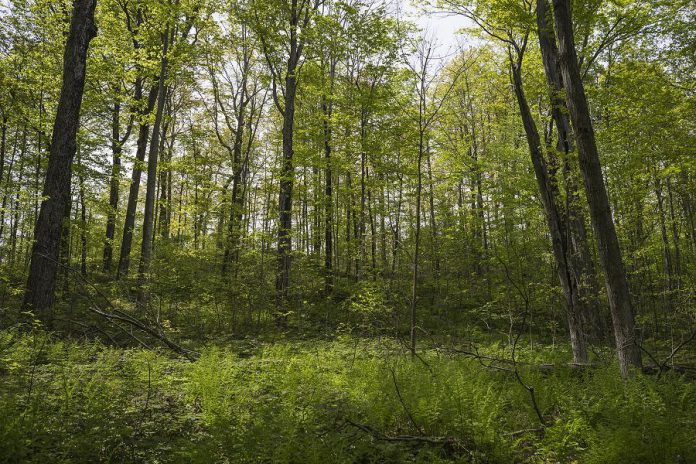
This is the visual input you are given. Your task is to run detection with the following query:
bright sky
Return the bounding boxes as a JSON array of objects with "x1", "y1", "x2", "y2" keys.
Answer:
[{"x1": 399, "y1": 0, "x2": 475, "y2": 56}]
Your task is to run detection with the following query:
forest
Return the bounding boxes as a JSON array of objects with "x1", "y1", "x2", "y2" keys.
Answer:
[{"x1": 0, "y1": 0, "x2": 694, "y2": 461}]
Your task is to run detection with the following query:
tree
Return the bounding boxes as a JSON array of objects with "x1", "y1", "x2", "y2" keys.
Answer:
[
  {"x1": 22, "y1": 0, "x2": 98, "y2": 325},
  {"x1": 552, "y1": 0, "x2": 641, "y2": 376},
  {"x1": 247, "y1": 0, "x2": 324, "y2": 322},
  {"x1": 435, "y1": 0, "x2": 595, "y2": 363},
  {"x1": 536, "y1": 0, "x2": 602, "y2": 343},
  {"x1": 136, "y1": 28, "x2": 170, "y2": 302}
]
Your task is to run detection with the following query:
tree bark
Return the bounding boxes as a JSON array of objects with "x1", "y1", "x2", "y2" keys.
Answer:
[
  {"x1": 0, "y1": 112, "x2": 7, "y2": 191},
  {"x1": 510, "y1": 51, "x2": 588, "y2": 364},
  {"x1": 22, "y1": 0, "x2": 97, "y2": 325},
  {"x1": 137, "y1": 31, "x2": 170, "y2": 303},
  {"x1": 537, "y1": 0, "x2": 603, "y2": 342},
  {"x1": 276, "y1": 70, "x2": 296, "y2": 321},
  {"x1": 553, "y1": 0, "x2": 641, "y2": 376},
  {"x1": 322, "y1": 89, "x2": 333, "y2": 292},
  {"x1": 117, "y1": 83, "x2": 159, "y2": 278},
  {"x1": 103, "y1": 99, "x2": 122, "y2": 272},
  {"x1": 77, "y1": 152, "x2": 87, "y2": 277},
  {"x1": 102, "y1": 85, "x2": 134, "y2": 272}
]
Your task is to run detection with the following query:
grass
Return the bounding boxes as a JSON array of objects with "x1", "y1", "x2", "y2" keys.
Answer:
[{"x1": 1, "y1": 330, "x2": 695, "y2": 463}]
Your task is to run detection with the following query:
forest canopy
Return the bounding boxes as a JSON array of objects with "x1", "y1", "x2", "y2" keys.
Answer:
[{"x1": 0, "y1": 0, "x2": 694, "y2": 462}]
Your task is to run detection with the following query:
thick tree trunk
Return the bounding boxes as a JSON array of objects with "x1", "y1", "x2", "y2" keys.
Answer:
[
  {"x1": 276, "y1": 70, "x2": 297, "y2": 323},
  {"x1": 510, "y1": 57, "x2": 588, "y2": 364},
  {"x1": 537, "y1": 0, "x2": 603, "y2": 341},
  {"x1": 553, "y1": 0, "x2": 641, "y2": 376},
  {"x1": 22, "y1": 0, "x2": 97, "y2": 325}
]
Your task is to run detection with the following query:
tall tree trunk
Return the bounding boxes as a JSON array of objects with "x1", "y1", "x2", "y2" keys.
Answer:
[
  {"x1": 665, "y1": 177, "x2": 682, "y2": 284},
  {"x1": 426, "y1": 141, "x2": 440, "y2": 274},
  {"x1": 0, "y1": 112, "x2": 7, "y2": 190},
  {"x1": 322, "y1": 91, "x2": 333, "y2": 292},
  {"x1": 537, "y1": 0, "x2": 603, "y2": 341},
  {"x1": 77, "y1": 152, "x2": 87, "y2": 277},
  {"x1": 392, "y1": 163, "x2": 403, "y2": 276},
  {"x1": 22, "y1": 0, "x2": 97, "y2": 325},
  {"x1": 654, "y1": 171, "x2": 674, "y2": 298},
  {"x1": 158, "y1": 138, "x2": 170, "y2": 240},
  {"x1": 359, "y1": 109, "x2": 367, "y2": 278},
  {"x1": 345, "y1": 171, "x2": 352, "y2": 275},
  {"x1": 312, "y1": 166, "x2": 321, "y2": 256},
  {"x1": 276, "y1": 67, "x2": 297, "y2": 323},
  {"x1": 0, "y1": 125, "x2": 22, "y2": 261},
  {"x1": 9, "y1": 140, "x2": 25, "y2": 268},
  {"x1": 117, "y1": 83, "x2": 159, "y2": 278},
  {"x1": 553, "y1": 0, "x2": 641, "y2": 376},
  {"x1": 410, "y1": 124, "x2": 424, "y2": 358},
  {"x1": 103, "y1": 99, "x2": 121, "y2": 272},
  {"x1": 102, "y1": 85, "x2": 135, "y2": 273},
  {"x1": 222, "y1": 88, "x2": 247, "y2": 275},
  {"x1": 137, "y1": 31, "x2": 170, "y2": 303},
  {"x1": 510, "y1": 53, "x2": 588, "y2": 364}
]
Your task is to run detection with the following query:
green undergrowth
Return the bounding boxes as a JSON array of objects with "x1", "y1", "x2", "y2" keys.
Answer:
[{"x1": 1, "y1": 330, "x2": 695, "y2": 463}]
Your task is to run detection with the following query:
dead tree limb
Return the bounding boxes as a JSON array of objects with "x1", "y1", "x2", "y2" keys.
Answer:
[
  {"x1": 36, "y1": 253, "x2": 198, "y2": 360},
  {"x1": 343, "y1": 417, "x2": 470, "y2": 454}
]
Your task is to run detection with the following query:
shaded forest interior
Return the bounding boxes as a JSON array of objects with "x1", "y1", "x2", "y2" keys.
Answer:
[{"x1": 0, "y1": 0, "x2": 695, "y2": 462}]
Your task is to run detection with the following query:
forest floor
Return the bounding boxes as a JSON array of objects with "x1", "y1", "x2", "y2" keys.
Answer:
[{"x1": 1, "y1": 330, "x2": 696, "y2": 463}]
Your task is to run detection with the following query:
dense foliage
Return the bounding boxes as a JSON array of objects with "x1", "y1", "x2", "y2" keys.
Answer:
[
  {"x1": 0, "y1": 0, "x2": 694, "y2": 461},
  {"x1": 2, "y1": 331, "x2": 696, "y2": 463}
]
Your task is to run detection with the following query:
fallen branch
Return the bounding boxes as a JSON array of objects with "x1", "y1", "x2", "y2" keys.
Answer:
[
  {"x1": 504, "y1": 427, "x2": 545, "y2": 439},
  {"x1": 657, "y1": 331, "x2": 696, "y2": 379},
  {"x1": 40, "y1": 253, "x2": 198, "y2": 361},
  {"x1": 343, "y1": 418, "x2": 469, "y2": 453},
  {"x1": 439, "y1": 346, "x2": 600, "y2": 371},
  {"x1": 387, "y1": 364, "x2": 423, "y2": 434}
]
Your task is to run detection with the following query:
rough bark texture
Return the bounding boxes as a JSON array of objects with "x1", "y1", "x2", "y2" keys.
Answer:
[
  {"x1": 510, "y1": 54, "x2": 587, "y2": 363},
  {"x1": 276, "y1": 70, "x2": 296, "y2": 319},
  {"x1": 537, "y1": 0, "x2": 604, "y2": 342},
  {"x1": 22, "y1": 0, "x2": 98, "y2": 325},
  {"x1": 553, "y1": 0, "x2": 641, "y2": 376}
]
